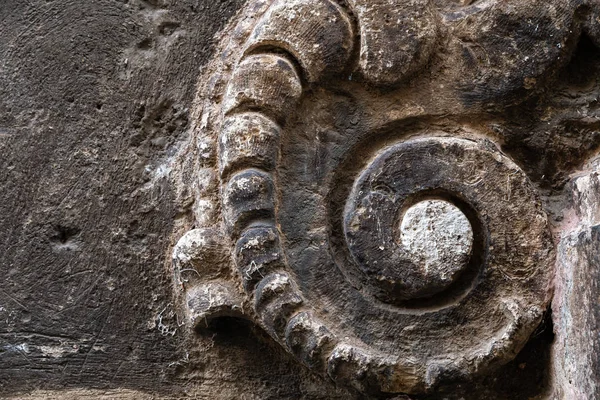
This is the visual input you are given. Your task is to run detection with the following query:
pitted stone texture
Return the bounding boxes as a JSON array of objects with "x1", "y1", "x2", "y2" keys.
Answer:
[
  {"x1": 223, "y1": 169, "x2": 275, "y2": 236},
  {"x1": 219, "y1": 112, "x2": 280, "y2": 179},
  {"x1": 245, "y1": 0, "x2": 354, "y2": 82},
  {"x1": 172, "y1": 228, "x2": 229, "y2": 284},
  {"x1": 399, "y1": 199, "x2": 473, "y2": 297},
  {"x1": 223, "y1": 54, "x2": 302, "y2": 123},
  {"x1": 347, "y1": 0, "x2": 438, "y2": 86},
  {"x1": 186, "y1": 281, "x2": 244, "y2": 329}
]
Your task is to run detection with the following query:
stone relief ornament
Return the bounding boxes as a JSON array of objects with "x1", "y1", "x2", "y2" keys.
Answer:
[{"x1": 171, "y1": 0, "x2": 600, "y2": 396}]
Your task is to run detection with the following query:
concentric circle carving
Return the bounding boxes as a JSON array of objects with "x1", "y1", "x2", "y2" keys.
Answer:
[
  {"x1": 278, "y1": 136, "x2": 554, "y2": 394},
  {"x1": 341, "y1": 137, "x2": 548, "y2": 308}
]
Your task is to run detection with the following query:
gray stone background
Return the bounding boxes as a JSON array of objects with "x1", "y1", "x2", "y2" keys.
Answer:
[
  {"x1": 0, "y1": 1, "x2": 597, "y2": 399},
  {"x1": 0, "y1": 1, "x2": 355, "y2": 398}
]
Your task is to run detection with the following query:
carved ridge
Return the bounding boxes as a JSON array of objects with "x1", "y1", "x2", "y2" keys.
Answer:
[
  {"x1": 211, "y1": 0, "x2": 357, "y2": 376},
  {"x1": 244, "y1": 0, "x2": 355, "y2": 83}
]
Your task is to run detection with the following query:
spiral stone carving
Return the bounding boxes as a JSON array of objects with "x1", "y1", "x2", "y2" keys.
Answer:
[
  {"x1": 168, "y1": 0, "x2": 600, "y2": 395},
  {"x1": 342, "y1": 138, "x2": 550, "y2": 306}
]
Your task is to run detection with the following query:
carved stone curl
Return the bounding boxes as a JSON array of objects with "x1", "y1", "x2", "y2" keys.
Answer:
[
  {"x1": 171, "y1": 0, "x2": 600, "y2": 396},
  {"x1": 343, "y1": 138, "x2": 549, "y2": 305}
]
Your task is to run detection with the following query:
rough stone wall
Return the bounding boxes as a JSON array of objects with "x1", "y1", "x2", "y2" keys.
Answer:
[
  {"x1": 1, "y1": 1, "x2": 599, "y2": 399},
  {"x1": 0, "y1": 1, "x2": 352, "y2": 398},
  {"x1": 552, "y1": 157, "x2": 600, "y2": 400}
]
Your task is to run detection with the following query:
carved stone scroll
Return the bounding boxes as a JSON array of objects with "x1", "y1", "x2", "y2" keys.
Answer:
[{"x1": 172, "y1": 0, "x2": 600, "y2": 396}]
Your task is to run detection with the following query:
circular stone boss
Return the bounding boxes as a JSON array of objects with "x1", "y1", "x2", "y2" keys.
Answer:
[
  {"x1": 396, "y1": 198, "x2": 474, "y2": 299},
  {"x1": 288, "y1": 136, "x2": 554, "y2": 389},
  {"x1": 263, "y1": 135, "x2": 554, "y2": 392},
  {"x1": 342, "y1": 138, "x2": 553, "y2": 308}
]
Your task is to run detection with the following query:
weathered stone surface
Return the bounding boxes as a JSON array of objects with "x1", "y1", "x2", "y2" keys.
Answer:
[
  {"x1": 170, "y1": 0, "x2": 600, "y2": 395},
  {"x1": 223, "y1": 53, "x2": 303, "y2": 123},
  {"x1": 223, "y1": 168, "x2": 276, "y2": 235},
  {"x1": 169, "y1": 0, "x2": 600, "y2": 397},
  {"x1": 219, "y1": 112, "x2": 281, "y2": 179},
  {"x1": 343, "y1": 138, "x2": 552, "y2": 305},
  {"x1": 3, "y1": 0, "x2": 600, "y2": 399},
  {"x1": 439, "y1": 0, "x2": 582, "y2": 107},
  {"x1": 235, "y1": 224, "x2": 284, "y2": 289},
  {"x1": 285, "y1": 311, "x2": 335, "y2": 372},
  {"x1": 0, "y1": 1, "x2": 354, "y2": 399},
  {"x1": 552, "y1": 159, "x2": 600, "y2": 399},
  {"x1": 399, "y1": 199, "x2": 474, "y2": 296},
  {"x1": 0, "y1": 0, "x2": 243, "y2": 396},
  {"x1": 186, "y1": 281, "x2": 244, "y2": 328},
  {"x1": 347, "y1": 0, "x2": 438, "y2": 86},
  {"x1": 172, "y1": 228, "x2": 229, "y2": 284},
  {"x1": 245, "y1": 0, "x2": 354, "y2": 82}
]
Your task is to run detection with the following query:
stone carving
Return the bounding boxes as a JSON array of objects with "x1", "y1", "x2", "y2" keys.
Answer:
[{"x1": 172, "y1": 0, "x2": 600, "y2": 396}]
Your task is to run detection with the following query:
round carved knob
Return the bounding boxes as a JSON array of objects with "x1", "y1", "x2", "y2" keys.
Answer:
[
  {"x1": 400, "y1": 199, "x2": 473, "y2": 297},
  {"x1": 345, "y1": 151, "x2": 476, "y2": 301},
  {"x1": 343, "y1": 138, "x2": 485, "y2": 305},
  {"x1": 346, "y1": 189, "x2": 475, "y2": 300}
]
